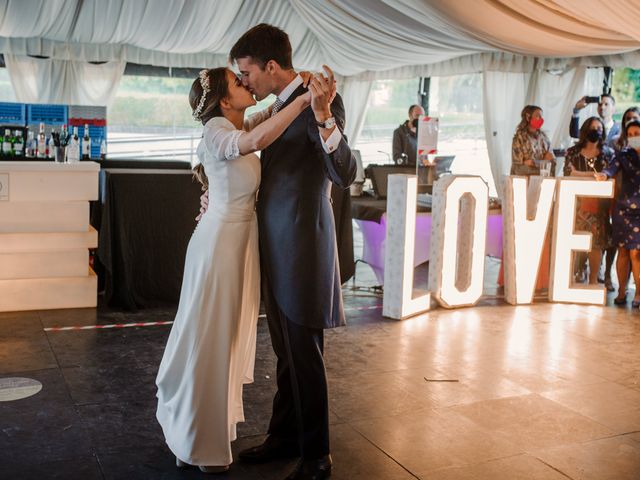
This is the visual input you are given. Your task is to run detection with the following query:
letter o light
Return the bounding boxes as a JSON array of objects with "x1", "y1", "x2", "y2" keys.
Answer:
[{"x1": 428, "y1": 176, "x2": 488, "y2": 308}]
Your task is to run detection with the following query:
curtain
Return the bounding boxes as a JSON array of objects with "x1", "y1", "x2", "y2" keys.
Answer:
[
  {"x1": 482, "y1": 71, "x2": 530, "y2": 198},
  {"x1": 4, "y1": 54, "x2": 125, "y2": 106},
  {"x1": 337, "y1": 76, "x2": 373, "y2": 146},
  {"x1": 526, "y1": 67, "x2": 605, "y2": 147}
]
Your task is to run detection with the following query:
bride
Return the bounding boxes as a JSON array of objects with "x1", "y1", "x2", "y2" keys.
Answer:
[{"x1": 155, "y1": 67, "x2": 319, "y2": 473}]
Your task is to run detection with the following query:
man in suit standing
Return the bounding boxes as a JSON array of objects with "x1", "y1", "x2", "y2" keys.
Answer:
[{"x1": 225, "y1": 24, "x2": 356, "y2": 480}]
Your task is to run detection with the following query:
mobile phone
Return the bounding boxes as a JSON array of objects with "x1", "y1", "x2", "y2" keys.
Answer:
[{"x1": 585, "y1": 96, "x2": 600, "y2": 104}]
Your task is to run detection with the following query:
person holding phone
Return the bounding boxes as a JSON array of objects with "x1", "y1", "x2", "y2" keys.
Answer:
[{"x1": 570, "y1": 94, "x2": 620, "y2": 147}]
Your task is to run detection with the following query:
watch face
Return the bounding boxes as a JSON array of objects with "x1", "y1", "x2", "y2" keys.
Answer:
[{"x1": 325, "y1": 117, "x2": 336, "y2": 129}]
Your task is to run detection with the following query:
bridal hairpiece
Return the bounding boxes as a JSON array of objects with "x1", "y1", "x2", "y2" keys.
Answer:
[{"x1": 192, "y1": 69, "x2": 210, "y2": 120}]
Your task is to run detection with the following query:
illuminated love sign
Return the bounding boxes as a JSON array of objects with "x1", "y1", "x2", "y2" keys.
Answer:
[{"x1": 383, "y1": 174, "x2": 614, "y2": 319}]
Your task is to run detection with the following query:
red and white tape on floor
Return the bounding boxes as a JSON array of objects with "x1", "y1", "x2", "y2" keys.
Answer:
[{"x1": 43, "y1": 305, "x2": 382, "y2": 332}]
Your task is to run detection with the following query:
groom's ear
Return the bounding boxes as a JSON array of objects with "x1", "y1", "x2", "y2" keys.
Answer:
[{"x1": 265, "y1": 60, "x2": 278, "y2": 75}]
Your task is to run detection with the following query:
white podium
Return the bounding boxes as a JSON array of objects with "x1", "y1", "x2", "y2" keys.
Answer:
[{"x1": 0, "y1": 161, "x2": 99, "y2": 312}]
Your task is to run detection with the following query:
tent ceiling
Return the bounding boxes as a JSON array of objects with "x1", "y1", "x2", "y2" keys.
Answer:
[{"x1": 0, "y1": 0, "x2": 638, "y2": 76}]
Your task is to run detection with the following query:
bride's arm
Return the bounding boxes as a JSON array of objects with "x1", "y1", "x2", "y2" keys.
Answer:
[
  {"x1": 243, "y1": 105, "x2": 273, "y2": 132},
  {"x1": 237, "y1": 93, "x2": 310, "y2": 155}
]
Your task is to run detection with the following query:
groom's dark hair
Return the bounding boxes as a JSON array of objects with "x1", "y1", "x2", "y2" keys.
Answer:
[{"x1": 230, "y1": 24, "x2": 293, "y2": 70}]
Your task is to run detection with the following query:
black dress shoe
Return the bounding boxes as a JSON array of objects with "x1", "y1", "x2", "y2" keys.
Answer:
[
  {"x1": 238, "y1": 436, "x2": 299, "y2": 464},
  {"x1": 285, "y1": 455, "x2": 332, "y2": 480}
]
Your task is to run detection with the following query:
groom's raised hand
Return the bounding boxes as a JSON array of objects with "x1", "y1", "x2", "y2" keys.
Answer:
[{"x1": 308, "y1": 65, "x2": 335, "y2": 121}]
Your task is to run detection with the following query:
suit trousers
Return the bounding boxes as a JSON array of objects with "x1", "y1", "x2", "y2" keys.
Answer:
[{"x1": 263, "y1": 277, "x2": 330, "y2": 460}]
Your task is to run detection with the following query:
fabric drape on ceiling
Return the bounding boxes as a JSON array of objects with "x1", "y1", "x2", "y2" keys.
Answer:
[
  {"x1": 4, "y1": 54, "x2": 125, "y2": 105},
  {"x1": 1, "y1": 1, "x2": 638, "y2": 75}
]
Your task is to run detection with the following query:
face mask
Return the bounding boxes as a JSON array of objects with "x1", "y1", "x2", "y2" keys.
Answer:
[
  {"x1": 530, "y1": 117, "x2": 544, "y2": 130},
  {"x1": 586, "y1": 129, "x2": 602, "y2": 143},
  {"x1": 628, "y1": 136, "x2": 640, "y2": 150}
]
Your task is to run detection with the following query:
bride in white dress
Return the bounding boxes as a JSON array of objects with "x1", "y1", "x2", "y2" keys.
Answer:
[{"x1": 155, "y1": 67, "x2": 311, "y2": 473}]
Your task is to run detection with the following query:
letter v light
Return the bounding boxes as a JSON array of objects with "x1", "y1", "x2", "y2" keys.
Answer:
[{"x1": 503, "y1": 176, "x2": 556, "y2": 304}]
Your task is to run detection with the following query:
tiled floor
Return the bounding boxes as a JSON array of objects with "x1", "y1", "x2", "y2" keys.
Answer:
[{"x1": 1, "y1": 255, "x2": 640, "y2": 479}]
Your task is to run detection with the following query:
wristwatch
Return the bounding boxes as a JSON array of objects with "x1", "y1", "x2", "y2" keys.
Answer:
[{"x1": 316, "y1": 117, "x2": 336, "y2": 129}]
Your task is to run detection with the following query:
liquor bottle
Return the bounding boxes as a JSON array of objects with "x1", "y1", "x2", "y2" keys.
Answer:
[
  {"x1": 25, "y1": 131, "x2": 36, "y2": 158},
  {"x1": 0, "y1": 130, "x2": 4, "y2": 158},
  {"x1": 47, "y1": 128, "x2": 56, "y2": 159},
  {"x1": 37, "y1": 123, "x2": 47, "y2": 158},
  {"x1": 82, "y1": 124, "x2": 91, "y2": 160},
  {"x1": 2, "y1": 129, "x2": 13, "y2": 158},
  {"x1": 100, "y1": 138, "x2": 107, "y2": 159},
  {"x1": 13, "y1": 130, "x2": 23, "y2": 158},
  {"x1": 67, "y1": 127, "x2": 80, "y2": 163},
  {"x1": 60, "y1": 124, "x2": 69, "y2": 147}
]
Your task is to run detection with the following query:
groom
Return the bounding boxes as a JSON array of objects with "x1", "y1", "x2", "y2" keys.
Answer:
[{"x1": 230, "y1": 24, "x2": 355, "y2": 480}]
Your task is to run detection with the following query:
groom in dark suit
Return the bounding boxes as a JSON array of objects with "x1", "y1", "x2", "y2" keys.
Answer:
[{"x1": 230, "y1": 24, "x2": 356, "y2": 480}]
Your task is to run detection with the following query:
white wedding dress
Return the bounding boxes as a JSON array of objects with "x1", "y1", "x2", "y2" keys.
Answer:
[{"x1": 156, "y1": 113, "x2": 266, "y2": 466}]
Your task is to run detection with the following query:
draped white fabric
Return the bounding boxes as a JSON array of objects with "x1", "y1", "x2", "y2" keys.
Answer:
[
  {"x1": 4, "y1": 54, "x2": 125, "y2": 105},
  {"x1": 0, "y1": 0, "x2": 638, "y2": 76},
  {"x1": 482, "y1": 71, "x2": 530, "y2": 198},
  {"x1": 337, "y1": 77, "x2": 373, "y2": 146}
]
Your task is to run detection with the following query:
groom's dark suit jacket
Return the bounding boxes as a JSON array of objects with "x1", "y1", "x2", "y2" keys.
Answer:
[{"x1": 257, "y1": 85, "x2": 356, "y2": 329}]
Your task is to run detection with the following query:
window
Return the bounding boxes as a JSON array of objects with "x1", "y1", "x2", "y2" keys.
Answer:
[
  {"x1": 107, "y1": 73, "x2": 273, "y2": 162},
  {"x1": 0, "y1": 67, "x2": 17, "y2": 102},
  {"x1": 356, "y1": 78, "x2": 420, "y2": 165},
  {"x1": 611, "y1": 67, "x2": 640, "y2": 122},
  {"x1": 355, "y1": 74, "x2": 495, "y2": 195},
  {"x1": 429, "y1": 74, "x2": 494, "y2": 195}
]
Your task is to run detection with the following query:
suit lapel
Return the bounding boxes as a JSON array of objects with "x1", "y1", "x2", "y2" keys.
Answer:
[{"x1": 263, "y1": 84, "x2": 309, "y2": 168}]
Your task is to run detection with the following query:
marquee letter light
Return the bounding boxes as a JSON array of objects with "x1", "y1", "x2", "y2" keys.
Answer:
[
  {"x1": 383, "y1": 174, "x2": 431, "y2": 319},
  {"x1": 550, "y1": 178, "x2": 614, "y2": 305},
  {"x1": 428, "y1": 175, "x2": 488, "y2": 308},
  {"x1": 503, "y1": 176, "x2": 556, "y2": 305}
]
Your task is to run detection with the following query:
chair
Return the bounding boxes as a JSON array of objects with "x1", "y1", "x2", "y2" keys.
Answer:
[{"x1": 350, "y1": 149, "x2": 365, "y2": 196}]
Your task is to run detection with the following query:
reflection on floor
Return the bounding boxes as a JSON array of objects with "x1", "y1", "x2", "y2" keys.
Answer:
[{"x1": 1, "y1": 258, "x2": 639, "y2": 479}]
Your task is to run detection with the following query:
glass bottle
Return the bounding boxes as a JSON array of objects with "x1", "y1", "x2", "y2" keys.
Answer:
[{"x1": 82, "y1": 123, "x2": 91, "y2": 160}]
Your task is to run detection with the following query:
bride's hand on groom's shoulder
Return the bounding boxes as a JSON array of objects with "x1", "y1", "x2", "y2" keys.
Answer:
[
  {"x1": 300, "y1": 71, "x2": 313, "y2": 88},
  {"x1": 196, "y1": 190, "x2": 209, "y2": 221}
]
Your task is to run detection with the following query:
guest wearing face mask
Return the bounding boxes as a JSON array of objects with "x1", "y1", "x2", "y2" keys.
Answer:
[
  {"x1": 571, "y1": 94, "x2": 620, "y2": 147},
  {"x1": 511, "y1": 105, "x2": 556, "y2": 176},
  {"x1": 596, "y1": 120, "x2": 640, "y2": 308},
  {"x1": 605, "y1": 107, "x2": 640, "y2": 293},
  {"x1": 392, "y1": 104, "x2": 425, "y2": 166},
  {"x1": 614, "y1": 106, "x2": 640, "y2": 151},
  {"x1": 503, "y1": 105, "x2": 555, "y2": 291},
  {"x1": 564, "y1": 117, "x2": 614, "y2": 285}
]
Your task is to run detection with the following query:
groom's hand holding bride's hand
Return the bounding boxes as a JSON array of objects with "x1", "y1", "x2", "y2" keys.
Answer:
[
  {"x1": 301, "y1": 67, "x2": 337, "y2": 105},
  {"x1": 309, "y1": 65, "x2": 336, "y2": 120},
  {"x1": 196, "y1": 190, "x2": 209, "y2": 221}
]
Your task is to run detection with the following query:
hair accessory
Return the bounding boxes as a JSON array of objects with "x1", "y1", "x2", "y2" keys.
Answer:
[{"x1": 192, "y1": 69, "x2": 211, "y2": 120}]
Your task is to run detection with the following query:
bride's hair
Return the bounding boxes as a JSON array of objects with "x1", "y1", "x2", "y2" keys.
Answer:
[
  {"x1": 189, "y1": 67, "x2": 229, "y2": 190},
  {"x1": 189, "y1": 67, "x2": 229, "y2": 124}
]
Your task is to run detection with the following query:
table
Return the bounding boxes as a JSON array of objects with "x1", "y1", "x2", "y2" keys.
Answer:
[
  {"x1": 96, "y1": 169, "x2": 202, "y2": 309},
  {"x1": 351, "y1": 196, "x2": 503, "y2": 285},
  {"x1": 96, "y1": 168, "x2": 355, "y2": 309}
]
